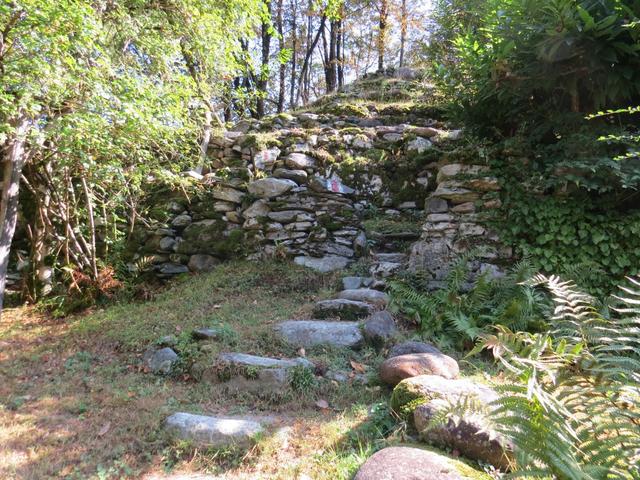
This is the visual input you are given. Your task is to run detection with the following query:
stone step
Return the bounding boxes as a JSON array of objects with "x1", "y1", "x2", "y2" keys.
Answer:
[
  {"x1": 164, "y1": 412, "x2": 264, "y2": 448},
  {"x1": 217, "y1": 352, "x2": 313, "y2": 370},
  {"x1": 370, "y1": 261, "x2": 403, "y2": 278},
  {"x1": 341, "y1": 276, "x2": 374, "y2": 290},
  {"x1": 313, "y1": 298, "x2": 375, "y2": 320},
  {"x1": 275, "y1": 320, "x2": 363, "y2": 348},
  {"x1": 337, "y1": 288, "x2": 389, "y2": 307},
  {"x1": 372, "y1": 252, "x2": 407, "y2": 263}
]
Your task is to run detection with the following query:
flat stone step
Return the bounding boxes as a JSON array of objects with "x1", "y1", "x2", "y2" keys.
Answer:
[
  {"x1": 337, "y1": 288, "x2": 389, "y2": 307},
  {"x1": 370, "y1": 262, "x2": 403, "y2": 278},
  {"x1": 294, "y1": 255, "x2": 350, "y2": 272},
  {"x1": 313, "y1": 298, "x2": 375, "y2": 320},
  {"x1": 275, "y1": 320, "x2": 363, "y2": 348},
  {"x1": 372, "y1": 252, "x2": 407, "y2": 263},
  {"x1": 342, "y1": 276, "x2": 374, "y2": 290},
  {"x1": 217, "y1": 352, "x2": 313, "y2": 370},
  {"x1": 164, "y1": 413, "x2": 264, "y2": 448}
]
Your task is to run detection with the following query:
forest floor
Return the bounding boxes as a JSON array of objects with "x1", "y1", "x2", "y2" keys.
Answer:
[{"x1": 0, "y1": 260, "x2": 494, "y2": 480}]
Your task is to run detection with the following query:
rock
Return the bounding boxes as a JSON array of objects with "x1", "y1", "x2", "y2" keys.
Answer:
[
  {"x1": 425, "y1": 197, "x2": 449, "y2": 213},
  {"x1": 380, "y1": 353, "x2": 459, "y2": 386},
  {"x1": 313, "y1": 299, "x2": 375, "y2": 320},
  {"x1": 253, "y1": 147, "x2": 281, "y2": 170},
  {"x1": 217, "y1": 352, "x2": 314, "y2": 371},
  {"x1": 285, "y1": 153, "x2": 316, "y2": 169},
  {"x1": 342, "y1": 276, "x2": 372, "y2": 290},
  {"x1": 354, "y1": 446, "x2": 490, "y2": 480},
  {"x1": 409, "y1": 126, "x2": 439, "y2": 138},
  {"x1": 243, "y1": 199, "x2": 270, "y2": 219},
  {"x1": 275, "y1": 320, "x2": 363, "y2": 348},
  {"x1": 309, "y1": 175, "x2": 355, "y2": 195},
  {"x1": 159, "y1": 236, "x2": 176, "y2": 252},
  {"x1": 370, "y1": 261, "x2": 402, "y2": 278},
  {"x1": 388, "y1": 341, "x2": 441, "y2": 358},
  {"x1": 337, "y1": 288, "x2": 388, "y2": 307},
  {"x1": 221, "y1": 368, "x2": 290, "y2": 395},
  {"x1": 164, "y1": 413, "x2": 264, "y2": 448},
  {"x1": 433, "y1": 182, "x2": 480, "y2": 204},
  {"x1": 268, "y1": 210, "x2": 304, "y2": 223},
  {"x1": 294, "y1": 255, "x2": 350, "y2": 272},
  {"x1": 171, "y1": 214, "x2": 192, "y2": 228},
  {"x1": 212, "y1": 187, "x2": 245, "y2": 204},
  {"x1": 407, "y1": 137, "x2": 432, "y2": 153},
  {"x1": 273, "y1": 168, "x2": 308, "y2": 184},
  {"x1": 390, "y1": 375, "x2": 498, "y2": 415},
  {"x1": 188, "y1": 254, "x2": 219, "y2": 273},
  {"x1": 451, "y1": 202, "x2": 475, "y2": 214},
  {"x1": 382, "y1": 132, "x2": 403, "y2": 142},
  {"x1": 363, "y1": 311, "x2": 397, "y2": 346},
  {"x1": 143, "y1": 347, "x2": 179, "y2": 375},
  {"x1": 353, "y1": 231, "x2": 367, "y2": 256},
  {"x1": 248, "y1": 178, "x2": 297, "y2": 198},
  {"x1": 414, "y1": 403, "x2": 513, "y2": 469},
  {"x1": 156, "y1": 263, "x2": 189, "y2": 275},
  {"x1": 192, "y1": 328, "x2": 221, "y2": 340}
]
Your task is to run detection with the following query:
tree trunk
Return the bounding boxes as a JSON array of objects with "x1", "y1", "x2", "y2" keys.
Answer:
[
  {"x1": 296, "y1": 15, "x2": 327, "y2": 106},
  {"x1": 276, "y1": 0, "x2": 286, "y2": 113},
  {"x1": 289, "y1": 0, "x2": 298, "y2": 108},
  {"x1": 377, "y1": 0, "x2": 388, "y2": 72},
  {"x1": 399, "y1": 0, "x2": 407, "y2": 68},
  {"x1": 0, "y1": 116, "x2": 30, "y2": 316},
  {"x1": 256, "y1": 0, "x2": 273, "y2": 118},
  {"x1": 337, "y1": 18, "x2": 344, "y2": 89}
]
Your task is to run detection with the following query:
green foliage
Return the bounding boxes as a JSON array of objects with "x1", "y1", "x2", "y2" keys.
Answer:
[
  {"x1": 289, "y1": 364, "x2": 317, "y2": 395},
  {"x1": 474, "y1": 275, "x2": 640, "y2": 478},
  {"x1": 495, "y1": 186, "x2": 640, "y2": 295},
  {"x1": 389, "y1": 255, "x2": 548, "y2": 350},
  {"x1": 430, "y1": 0, "x2": 640, "y2": 131}
]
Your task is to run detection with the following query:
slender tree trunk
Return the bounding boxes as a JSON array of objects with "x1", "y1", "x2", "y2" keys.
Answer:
[
  {"x1": 0, "y1": 116, "x2": 30, "y2": 316},
  {"x1": 80, "y1": 175, "x2": 98, "y2": 279},
  {"x1": 296, "y1": 15, "x2": 327, "y2": 106},
  {"x1": 377, "y1": 0, "x2": 388, "y2": 72},
  {"x1": 399, "y1": 0, "x2": 407, "y2": 68},
  {"x1": 337, "y1": 18, "x2": 344, "y2": 89},
  {"x1": 256, "y1": 0, "x2": 273, "y2": 118},
  {"x1": 276, "y1": 0, "x2": 286, "y2": 112},
  {"x1": 289, "y1": 0, "x2": 298, "y2": 108}
]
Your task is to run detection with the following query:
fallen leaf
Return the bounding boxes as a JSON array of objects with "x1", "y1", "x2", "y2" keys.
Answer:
[
  {"x1": 315, "y1": 399, "x2": 329, "y2": 410},
  {"x1": 98, "y1": 422, "x2": 111, "y2": 436},
  {"x1": 350, "y1": 360, "x2": 367, "y2": 373}
]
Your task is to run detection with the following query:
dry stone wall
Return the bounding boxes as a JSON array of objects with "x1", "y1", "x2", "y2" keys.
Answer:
[{"x1": 409, "y1": 161, "x2": 513, "y2": 288}]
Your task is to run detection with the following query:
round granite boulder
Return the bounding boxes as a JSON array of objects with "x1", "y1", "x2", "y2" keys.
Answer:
[
  {"x1": 354, "y1": 446, "x2": 491, "y2": 480},
  {"x1": 379, "y1": 352, "x2": 459, "y2": 386}
]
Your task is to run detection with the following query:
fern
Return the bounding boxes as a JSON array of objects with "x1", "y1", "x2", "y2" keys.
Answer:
[
  {"x1": 389, "y1": 256, "x2": 548, "y2": 349},
  {"x1": 477, "y1": 276, "x2": 640, "y2": 479}
]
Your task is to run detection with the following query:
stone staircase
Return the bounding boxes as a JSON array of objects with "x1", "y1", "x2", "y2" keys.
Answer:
[{"x1": 138, "y1": 74, "x2": 512, "y2": 478}]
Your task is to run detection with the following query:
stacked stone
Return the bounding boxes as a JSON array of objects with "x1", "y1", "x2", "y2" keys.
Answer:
[{"x1": 409, "y1": 162, "x2": 513, "y2": 288}]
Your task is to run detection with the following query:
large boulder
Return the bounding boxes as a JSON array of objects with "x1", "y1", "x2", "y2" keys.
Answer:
[
  {"x1": 379, "y1": 352, "x2": 459, "y2": 386},
  {"x1": 337, "y1": 288, "x2": 389, "y2": 307},
  {"x1": 390, "y1": 375, "x2": 498, "y2": 414},
  {"x1": 354, "y1": 446, "x2": 491, "y2": 480},
  {"x1": 414, "y1": 403, "x2": 513, "y2": 470},
  {"x1": 164, "y1": 413, "x2": 263, "y2": 448},
  {"x1": 275, "y1": 320, "x2": 363, "y2": 348},
  {"x1": 389, "y1": 375, "x2": 511, "y2": 469},
  {"x1": 247, "y1": 178, "x2": 297, "y2": 198},
  {"x1": 313, "y1": 299, "x2": 375, "y2": 320},
  {"x1": 388, "y1": 340, "x2": 442, "y2": 358}
]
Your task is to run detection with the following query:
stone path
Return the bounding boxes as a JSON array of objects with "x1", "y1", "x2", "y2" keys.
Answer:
[{"x1": 139, "y1": 74, "x2": 509, "y2": 478}]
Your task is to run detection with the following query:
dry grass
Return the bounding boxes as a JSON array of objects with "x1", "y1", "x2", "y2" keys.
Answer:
[{"x1": 0, "y1": 261, "x2": 393, "y2": 480}]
